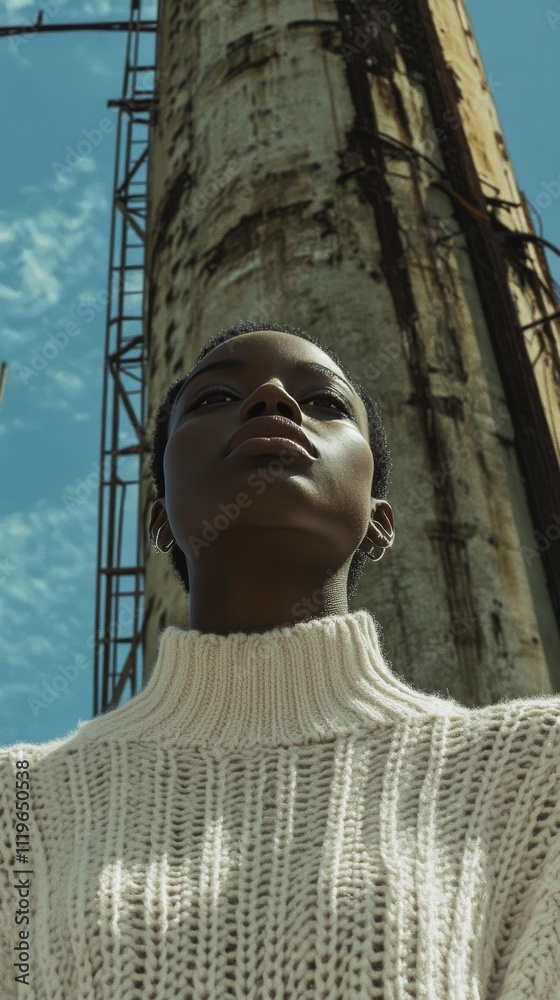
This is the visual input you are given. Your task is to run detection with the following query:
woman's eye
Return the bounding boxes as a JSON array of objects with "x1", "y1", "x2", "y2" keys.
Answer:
[
  {"x1": 189, "y1": 387, "x2": 233, "y2": 409},
  {"x1": 187, "y1": 387, "x2": 354, "y2": 418},
  {"x1": 307, "y1": 393, "x2": 353, "y2": 417}
]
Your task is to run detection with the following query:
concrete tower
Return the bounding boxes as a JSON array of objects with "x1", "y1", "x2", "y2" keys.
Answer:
[{"x1": 140, "y1": 0, "x2": 560, "y2": 705}]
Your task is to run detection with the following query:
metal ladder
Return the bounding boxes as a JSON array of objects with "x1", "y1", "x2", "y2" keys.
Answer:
[{"x1": 93, "y1": 0, "x2": 157, "y2": 716}]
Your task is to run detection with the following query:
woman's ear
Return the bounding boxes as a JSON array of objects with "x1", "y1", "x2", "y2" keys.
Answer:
[
  {"x1": 149, "y1": 499, "x2": 168, "y2": 545},
  {"x1": 372, "y1": 501, "x2": 395, "y2": 544}
]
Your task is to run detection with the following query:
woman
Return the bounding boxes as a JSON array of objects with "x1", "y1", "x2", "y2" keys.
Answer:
[
  {"x1": 148, "y1": 318, "x2": 396, "y2": 635},
  {"x1": 0, "y1": 319, "x2": 558, "y2": 1000}
]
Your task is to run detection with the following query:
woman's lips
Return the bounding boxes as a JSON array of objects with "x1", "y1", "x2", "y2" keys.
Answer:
[
  {"x1": 225, "y1": 416, "x2": 317, "y2": 458},
  {"x1": 225, "y1": 436, "x2": 316, "y2": 460}
]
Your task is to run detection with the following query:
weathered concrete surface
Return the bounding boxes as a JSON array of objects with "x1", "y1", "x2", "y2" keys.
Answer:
[
  {"x1": 429, "y1": 0, "x2": 560, "y2": 460},
  {"x1": 140, "y1": 0, "x2": 560, "y2": 703}
]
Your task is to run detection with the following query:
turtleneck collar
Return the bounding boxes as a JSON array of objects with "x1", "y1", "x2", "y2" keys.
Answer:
[{"x1": 73, "y1": 609, "x2": 466, "y2": 750}]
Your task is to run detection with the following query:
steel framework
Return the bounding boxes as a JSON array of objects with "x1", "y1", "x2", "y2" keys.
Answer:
[
  {"x1": 93, "y1": 1, "x2": 157, "y2": 716},
  {"x1": 0, "y1": 5, "x2": 157, "y2": 714}
]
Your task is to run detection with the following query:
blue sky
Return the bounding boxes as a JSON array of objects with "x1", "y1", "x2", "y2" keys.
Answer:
[{"x1": 0, "y1": 0, "x2": 559, "y2": 747}]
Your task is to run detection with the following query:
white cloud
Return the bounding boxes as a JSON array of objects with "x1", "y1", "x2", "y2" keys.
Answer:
[
  {"x1": 3, "y1": 513, "x2": 33, "y2": 544},
  {"x1": 49, "y1": 369, "x2": 86, "y2": 395},
  {"x1": 4, "y1": 0, "x2": 34, "y2": 12},
  {"x1": 0, "y1": 182, "x2": 108, "y2": 319},
  {"x1": 0, "y1": 284, "x2": 22, "y2": 301},
  {"x1": 81, "y1": 0, "x2": 141, "y2": 14},
  {"x1": 3, "y1": 0, "x2": 135, "y2": 18},
  {"x1": 0, "y1": 495, "x2": 97, "y2": 675},
  {"x1": 50, "y1": 563, "x2": 79, "y2": 581},
  {"x1": 75, "y1": 155, "x2": 96, "y2": 173},
  {"x1": 73, "y1": 45, "x2": 114, "y2": 78},
  {"x1": 50, "y1": 172, "x2": 77, "y2": 192},
  {"x1": 0, "y1": 328, "x2": 37, "y2": 348},
  {"x1": 0, "y1": 492, "x2": 100, "y2": 734},
  {"x1": 35, "y1": 395, "x2": 72, "y2": 411},
  {"x1": 11, "y1": 416, "x2": 40, "y2": 429},
  {"x1": 20, "y1": 247, "x2": 61, "y2": 305},
  {"x1": 0, "y1": 416, "x2": 42, "y2": 434},
  {"x1": 0, "y1": 226, "x2": 15, "y2": 244},
  {"x1": 0, "y1": 681, "x2": 36, "y2": 703}
]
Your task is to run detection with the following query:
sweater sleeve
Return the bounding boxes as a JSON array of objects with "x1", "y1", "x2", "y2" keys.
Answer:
[{"x1": 496, "y1": 784, "x2": 560, "y2": 998}]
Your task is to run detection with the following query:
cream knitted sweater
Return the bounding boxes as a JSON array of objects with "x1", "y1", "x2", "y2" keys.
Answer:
[{"x1": 1, "y1": 609, "x2": 559, "y2": 1000}]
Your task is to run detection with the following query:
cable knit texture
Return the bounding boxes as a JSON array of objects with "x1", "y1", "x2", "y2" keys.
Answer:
[{"x1": 0, "y1": 608, "x2": 559, "y2": 999}]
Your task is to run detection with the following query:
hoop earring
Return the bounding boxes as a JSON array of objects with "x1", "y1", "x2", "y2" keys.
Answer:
[
  {"x1": 154, "y1": 524, "x2": 174, "y2": 554},
  {"x1": 362, "y1": 521, "x2": 393, "y2": 562},
  {"x1": 362, "y1": 539, "x2": 385, "y2": 562}
]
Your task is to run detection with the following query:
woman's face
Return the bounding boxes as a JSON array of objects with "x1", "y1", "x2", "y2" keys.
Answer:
[{"x1": 150, "y1": 329, "x2": 387, "y2": 609}]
